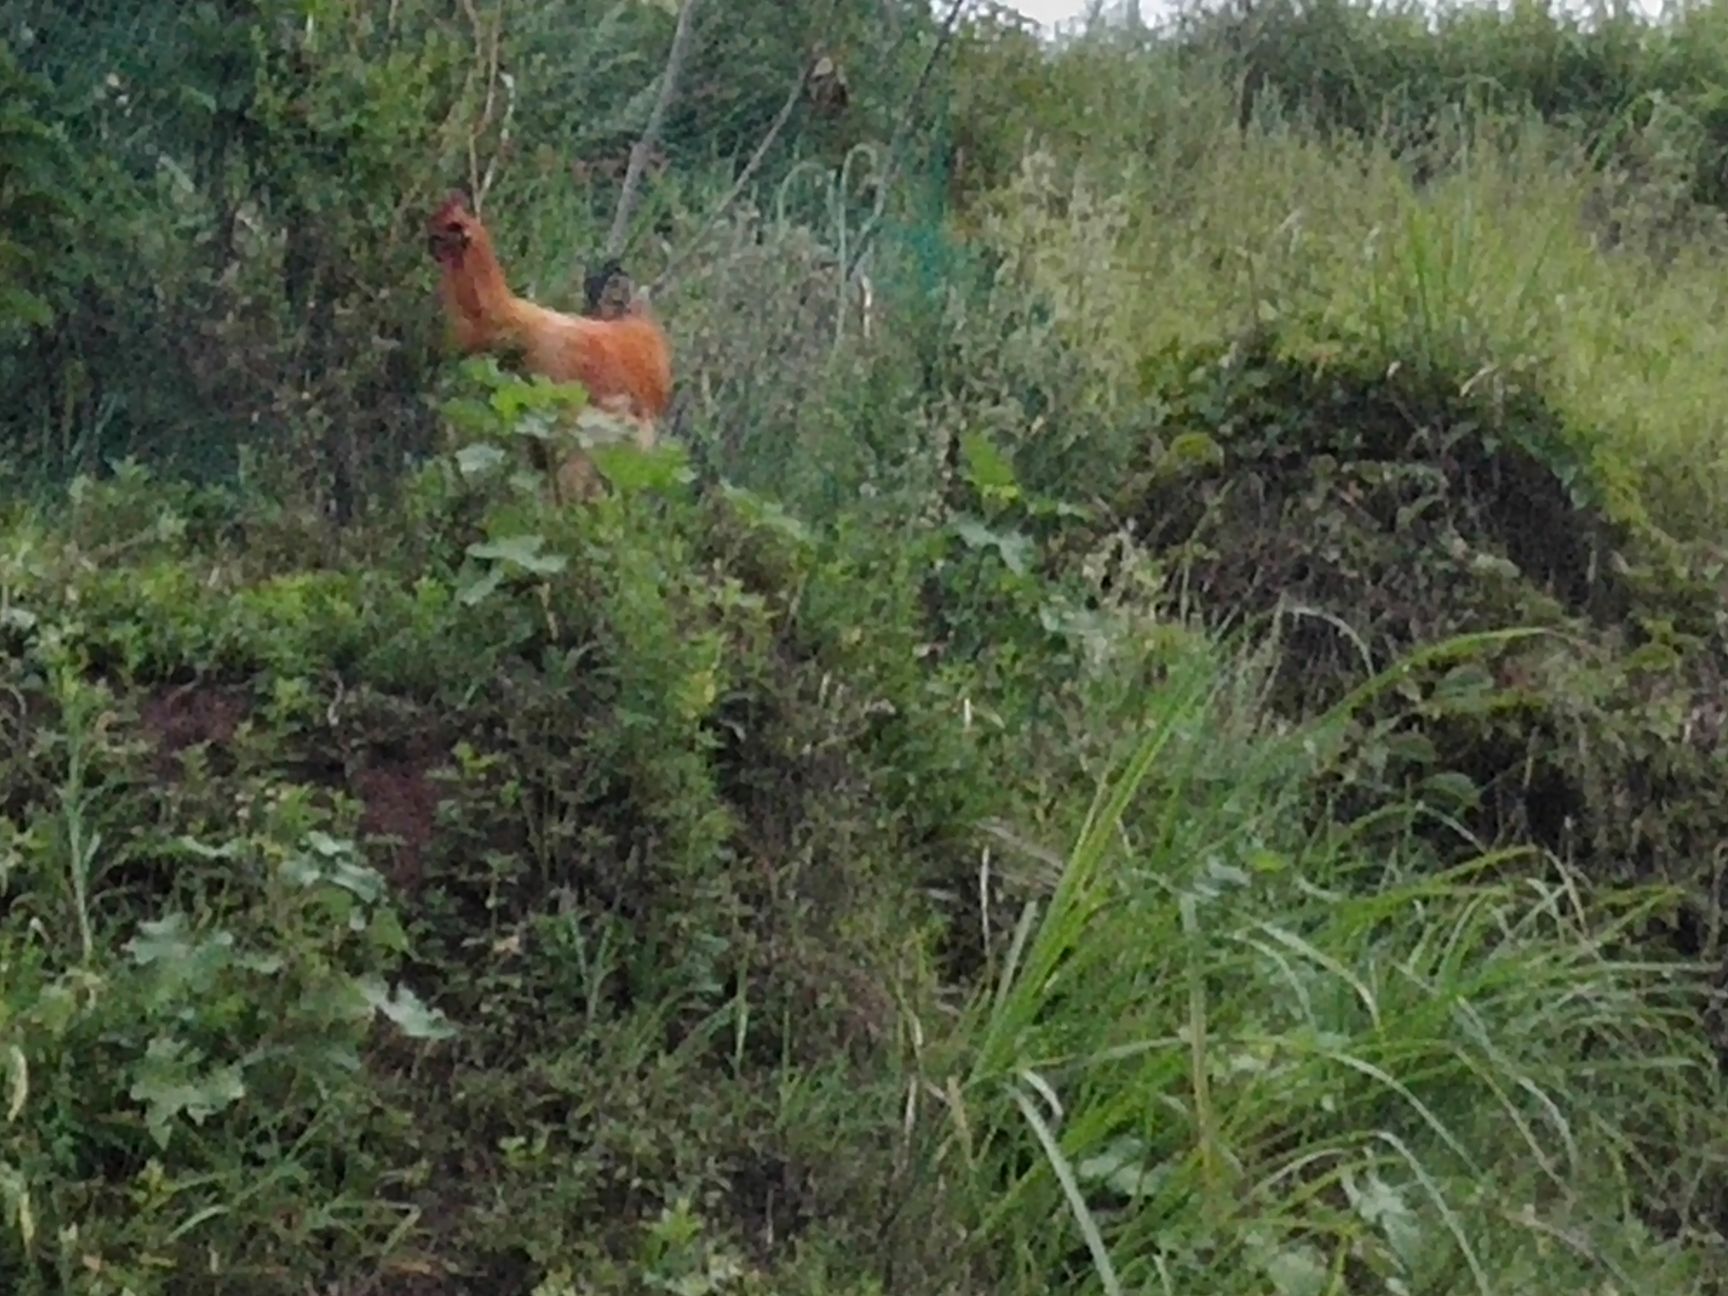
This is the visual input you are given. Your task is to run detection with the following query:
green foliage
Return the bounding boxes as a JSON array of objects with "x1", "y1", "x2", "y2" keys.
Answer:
[
  {"x1": 1174, "y1": 0, "x2": 1728, "y2": 215},
  {"x1": 7, "y1": 4, "x2": 1728, "y2": 1293},
  {"x1": 0, "y1": 0, "x2": 948, "y2": 502},
  {"x1": 0, "y1": 372, "x2": 1025, "y2": 1288},
  {"x1": 0, "y1": 44, "x2": 84, "y2": 341},
  {"x1": 942, "y1": 644, "x2": 1720, "y2": 1295}
]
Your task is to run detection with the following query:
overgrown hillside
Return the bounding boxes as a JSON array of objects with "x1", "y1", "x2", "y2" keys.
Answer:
[{"x1": 3, "y1": 2, "x2": 1728, "y2": 1293}]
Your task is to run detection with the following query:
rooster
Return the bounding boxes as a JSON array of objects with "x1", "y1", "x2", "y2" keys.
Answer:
[{"x1": 426, "y1": 192, "x2": 672, "y2": 500}]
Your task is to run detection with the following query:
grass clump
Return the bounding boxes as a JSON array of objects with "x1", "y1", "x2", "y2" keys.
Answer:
[{"x1": 942, "y1": 644, "x2": 1723, "y2": 1293}]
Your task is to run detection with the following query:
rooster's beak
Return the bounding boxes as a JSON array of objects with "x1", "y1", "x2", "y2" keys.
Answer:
[{"x1": 427, "y1": 230, "x2": 467, "y2": 264}]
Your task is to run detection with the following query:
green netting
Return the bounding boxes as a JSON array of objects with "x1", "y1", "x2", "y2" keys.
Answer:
[{"x1": 0, "y1": 0, "x2": 951, "y2": 499}]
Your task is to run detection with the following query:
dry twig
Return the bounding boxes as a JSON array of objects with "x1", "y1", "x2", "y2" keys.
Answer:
[{"x1": 606, "y1": 0, "x2": 703, "y2": 259}]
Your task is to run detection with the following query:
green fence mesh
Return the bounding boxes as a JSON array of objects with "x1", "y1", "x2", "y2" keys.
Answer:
[{"x1": 1, "y1": 0, "x2": 955, "y2": 500}]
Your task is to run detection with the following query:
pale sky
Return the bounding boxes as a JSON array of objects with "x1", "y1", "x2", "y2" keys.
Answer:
[
  {"x1": 1001, "y1": 0, "x2": 1670, "y2": 33},
  {"x1": 1008, "y1": 0, "x2": 1109, "y2": 30}
]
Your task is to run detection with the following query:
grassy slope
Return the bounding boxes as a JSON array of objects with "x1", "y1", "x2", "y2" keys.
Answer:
[{"x1": 5, "y1": 11, "x2": 1728, "y2": 1296}]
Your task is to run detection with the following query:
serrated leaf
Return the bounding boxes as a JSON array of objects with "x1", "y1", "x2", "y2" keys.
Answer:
[
  {"x1": 1075, "y1": 1137, "x2": 1165, "y2": 1198},
  {"x1": 492, "y1": 376, "x2": 588, "y2": 420},
  {"x1": 1434, "y1": 662, "x2": 1496, "y2": 699},
  {"x1": 1038, "y1": 600, "x2": 1112, "y2": 642},
  {"x1": 129, "y1": 1037, "x2": 246, "y2": 1149},
  {"x1": 1028, "y1": 495, "x2": 1092, "y2": 522},
  {"x1": 333, "y1": 858, "x2": 385, "y2": 901},
  {"x1": 996, "y1": 533, "x2": 1033, "y2": 575},
  {"x1": 1351, "y1": 1172, "x2": 1422, "y2": 1266},
  {"x1": 952, "y1": 515, "x2": 1034, "y2": 575},
  {"x1": 173, "y1": 834, "x2": 241, "y2": 861},
  {"x1": 358, "y1": 978, "x2": 457, "y2": 1041},
  {"x1": 454, "y1": 355, "x2": 505, "y2": 386},
  {"x1": 952, "y1": 516, "x2": 994, "y2": 550}
]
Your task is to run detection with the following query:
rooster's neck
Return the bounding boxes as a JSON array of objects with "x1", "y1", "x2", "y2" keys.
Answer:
[{"x1": 443, "y1": 234, "x2": 527, "y2": 333}]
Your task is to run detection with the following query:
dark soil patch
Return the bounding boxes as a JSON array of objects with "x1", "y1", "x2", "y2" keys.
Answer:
[
  {"x1": 355, "y1": 753, "x2": 445, "y2": 889},
  {"x1": 360, "y1": 1264, "x2": 459, "y2": 1296},
  {"x1": 1130, "y1": 345, "x2": 1634, "y2": 716},
  {"x1": 140, "y1": 683, "x2": 251, "y2": 777},
  {"x1": 729, "y1": 1147, "x2": 817, "y2": 1259}
]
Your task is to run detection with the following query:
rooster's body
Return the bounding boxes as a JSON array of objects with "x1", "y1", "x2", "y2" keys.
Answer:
[{"x1": 427, "y1": 194, "x2": 672, "y2": 497}]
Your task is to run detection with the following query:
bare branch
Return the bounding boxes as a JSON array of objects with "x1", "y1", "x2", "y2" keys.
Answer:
[
  {"x1": 476, "y1": 70, "x2": 516, "y2": 212},
  {"x1": 606, "y1": 0, "x2": 703, "y2": 260},
  {"x1": 648, "y1": 0, "x2": 847, "y2": 299},
  {"x1": 647, "y1": 54, "x2": 816, "y2": 298},
  {"x1": 454, "y1": 0, "x2": 515, "y2": 214}
]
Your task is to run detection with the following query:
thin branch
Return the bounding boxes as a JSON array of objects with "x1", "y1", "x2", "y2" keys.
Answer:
[
  {"x1": 648, "y1": 0, "x2": 847, "y2": 299},
  {"x1": 458, "y1": 0, "x2": 508, "y2": 213},
  {"x1": 475, "y1": 69, "x2": 517, "y2": 212},
  {"x1": 647, "y1": 52, "x2": 817, "y2": 297},
  {"x1": 606, "y1": 0, "x2": 702, "y2": 260}
]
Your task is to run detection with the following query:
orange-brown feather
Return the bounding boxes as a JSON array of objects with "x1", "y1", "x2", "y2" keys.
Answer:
[{"x1": 427, "y1": 194, "x2": 672, "y2": 428}]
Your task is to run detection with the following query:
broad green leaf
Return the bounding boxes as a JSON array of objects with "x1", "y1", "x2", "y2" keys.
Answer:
[
  {"x1": 369, "y1": 907, "x2": 410, "y2": 955},
  {"x1": 441, "y1": 397, "x2": 497, "y2": 437},
  {"x1": 720, "y1": 483, "x2": 813, "y2": 546},
  {"x1": 304, "y1": 829, "x2": 352, "y2": 859},
  {"x1": 953, "y1": 515, "x2": 1034, "y2": 575},
  {"x1": 4, "y1": 1045, "x2": 25, "y2": 1122},
  {"x1": 589, "y1": 442, "x2": 695, "y2": 495},
  {"x1": 961, "y1": 431, "x2": 1021, "y2": 503},
  {"x1": 1264, "y1": 1244, "x2": 1328, "y2": 1296},
  {"x1": 1076, "y1": 1137, "x2": 1165, "y2": 1198},
  {"x1": 457, "y1": 564, "x2": 505, "y2": 607},
  {"x1": 0, "y1": 1159, "x2": 33, "y2": 1248},
  {"x1": 455, "y1": 442, "x2": 506, "y2": 476},
  {"x1": 1165, "y1": 430, "x2": 1225, "y2": 471},
  {"x1": 468, "y1": 534, "x2": 567, "y2": 576},
  {"x1": 1349, "y1": 1172, "x2": 1423, "y2": 1267},
  {"x1": 359, "y1": 977, "x2": 458, "y2": 1041},
  {"x1": 125, "y1": 914, "x2": 195, "y2": 966},
  {"x1": 1422, "y1": 769, "x2": 1481, "y2": 811}
]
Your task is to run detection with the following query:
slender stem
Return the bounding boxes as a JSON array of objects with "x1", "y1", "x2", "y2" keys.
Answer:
[{"x1": 606, "y1": 0, "x2": 703, "y2": 259}]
